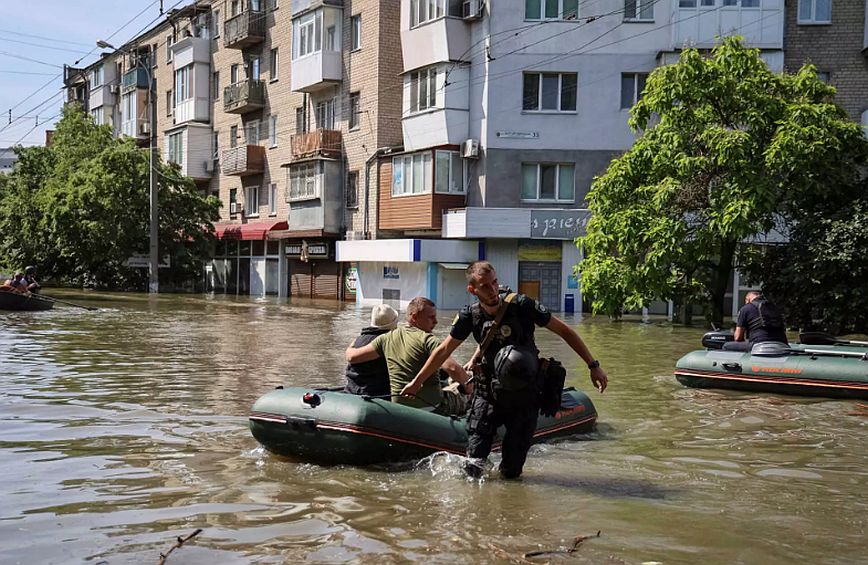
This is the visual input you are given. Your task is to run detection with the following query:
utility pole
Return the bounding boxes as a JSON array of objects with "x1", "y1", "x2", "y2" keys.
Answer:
[{"x1": 148, "y1": 63, "x2": 159, "y2": 294}]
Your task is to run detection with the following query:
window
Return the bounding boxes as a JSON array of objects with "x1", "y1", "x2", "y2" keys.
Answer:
[
  {"x1": 521, "y1": 163, "x2": 575, "y2": 201},
  {"x1": 392, "y1": 152, "x2": 433, "y2": 196},
  {"x1": 230, "y1": 0, "x2": 240, "y2": 17},
  {"x1": 245, "y1": 119, "x2": 261, "y2": 145},
  {"x1": 293, "y1": 11, "x2": 322, "y2": 58},
  {"x1": 90, "y1": 65, "x2": 103, "y2": 88},
  {"x1": 251, "y1": 0, "x2": 262, "y2": 11},
  {"x1": 90, "y1": 107, "x2": 104, "y2": 125},
  {"x1": 817, "y1": 71, "x2": 831, "y2": 83},
  {"x1": 213, "y1": 8, "x2": 221, "y2": 37},
  {"x1": 212, "y1": 71, "x2": 220, "y2": 100},
  {"x1": 166, "y1": 34, "x2": 174, "y2": 63},
  {"x1": 248, "y1": 56, "x2": 261, "y2": 81},
  {"x1": 245, "y1": 185, "x2": 260, "y2": 216},
  {"x1": 229, "y1": 188, "x2": 238, "y2": 215},
  {"x1": 435, "y1": 151, "x2": 465, "y2": 194},
  {"x1": 269, "y1": 183, "x2": 277, "y2": 215},
  {"x1": 268, "y1": 0, "x2": 279, "y2": 9},
  {"x1": 620, "y1": 72, "x2": 648, "y2": 109},
  {"x1": 679, "y1": 0, "x2": 697, "y2": 7},
  {"x1": 799, "y1": 0, "x2": 830, "y2": 23},
  {"x1": 346, "y1": 171, "x2": 358, "y2": 208},
  {"x1": 168, "y1": 131, "x2": 184, "y2": 165},
  {"x1": 230, "y1": 64, "x2": 239, "y2": 84},
  {"x1": 351, "y1": 14, "x2": 362, "y2": 50},
  {"x1": 624, "y1": 0, "x2": 654, "y2": 20},
  {"x1": 410, "y1": 0, "x2": 447, "y2": 26},
  {"x1": 326, "y1": 25, "x2": 336, "y2": 50},
  {"x1": 166, "y1": 89, "x2": 173, "y2": 116},
  {"x1": 269, "y1": 114, "x2": 278, "y2": 147},
  {"x1": 174, "y1": 65, "x2": 192, "y2": 105},
  {"x1": 349, "y1": 92, "x2": 361, "y2": 130},
  {"x1": 316, "y1": 98, "x2": 335, "y2": 129},
  {"x1": 212, "y1": 131, "x2": 219, "y2": 159},
  {"x1": 409, "y1": 67, "x2": 438, "y2": 113},
  {"x1": 270, "y1": 48, "x2": 279, "y2": 81},
  {"x1": 522, "y1": 72, "x2": 577, "y2": 112},
  {"x1": 525, "y1": 0, "x2": 579, "y2": 20},
  {"x1": 296, "y1": 106, "x2": 308, "y2": 134},
  {"x1": 230, "y1": 125, "x2": 238, "y2": 148},
  {"x1": 288, "y1": 162, "x2": 322, "y2": 200}
]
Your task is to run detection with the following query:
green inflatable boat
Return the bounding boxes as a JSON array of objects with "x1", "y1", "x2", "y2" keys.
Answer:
[
  {"x1": 674, "y1": 331, "x2": 868, "y2": 399},
  {"x1": 249, "y1": 387, "x2": 597, "y2": 465}
]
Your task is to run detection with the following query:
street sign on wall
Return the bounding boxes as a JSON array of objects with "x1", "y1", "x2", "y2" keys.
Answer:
[{"x1": 530, "y1": 210, "x2": 592, "y2": 239}]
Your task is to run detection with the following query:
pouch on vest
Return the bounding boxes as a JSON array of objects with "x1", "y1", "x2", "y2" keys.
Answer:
[{"x1": 538, "y1": 358, "x2": 566, "y2": 417}]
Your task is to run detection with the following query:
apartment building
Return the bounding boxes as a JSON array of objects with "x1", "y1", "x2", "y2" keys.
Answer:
[
  {"x1": 63, "y1": 0, "x2": 403, "y2": 299},
  {"x1": 336, "y1": 0, "x2": 786, "y2": 312},
  {"x1": 783, "y1": 0, "x2": 868, "y2": 125}
]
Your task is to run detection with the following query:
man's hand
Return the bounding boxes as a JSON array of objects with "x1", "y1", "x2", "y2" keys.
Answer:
[
  {"x1": 400, "y1": 380, "x2": 422, "y2": 397},
  {"x1": 590, "y1": 367, "x2": 608, "y2": 393}
]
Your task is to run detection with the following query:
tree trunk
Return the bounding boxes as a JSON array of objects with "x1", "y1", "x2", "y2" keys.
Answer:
[
  {"x1": 710, "y1": 239, "x2": 737, "y2": 326},
  {"x1": 672, "y1": 296, "x2": 694, "y2": 325}
]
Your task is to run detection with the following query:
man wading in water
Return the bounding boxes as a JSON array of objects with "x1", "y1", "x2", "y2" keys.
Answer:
[{"x1": 405, "y1": 261, "x2": 608, "y2": 479}]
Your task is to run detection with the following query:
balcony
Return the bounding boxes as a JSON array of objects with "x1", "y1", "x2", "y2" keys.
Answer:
[
  {"x1": 222, "y1": 144, "x2": 265, "y2": 176},
  {"x1": 223, "y1": 80, "x2": 266, "y2": 114},
  {"x1": 290, "y1": 51, "x2": 342, "y2": 93},
  {"x1": 224, "y1": 10, "x2": 266, "y2": 49},
  {"x1": 401, "y1": 17, "x2": 471, "y2": 72},
  {"x1": 290, "y1": 129, "x2": 342, "y2": 160},
  {"x1": 121, "y1": 67, "x2": 150, "y2": 94}
]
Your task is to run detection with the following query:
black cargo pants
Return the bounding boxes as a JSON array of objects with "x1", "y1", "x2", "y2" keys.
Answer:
[{"x1": 464, "y1": 390, "x2": 539, "y2": 479}]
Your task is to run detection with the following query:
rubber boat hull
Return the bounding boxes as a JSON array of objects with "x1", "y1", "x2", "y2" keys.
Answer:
[
  {"x1": 675, "y1": 345, "x2": 868, "y2": 400},
  {"x1": 0, "y1": 291, "x2": 53, "y2": 311},
  {"x1": 250, "y1": 387, "x2": 597, "y2": 465}
]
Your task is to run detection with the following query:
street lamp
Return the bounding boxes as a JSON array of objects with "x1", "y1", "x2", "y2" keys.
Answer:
[{"x1": 97, "y1": 39, "x2": 159, "y2": 293}]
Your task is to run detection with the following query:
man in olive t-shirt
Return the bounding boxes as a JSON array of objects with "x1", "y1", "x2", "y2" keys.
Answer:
[{"x1": 346, "y1": 297, "x2": 473, "y2": 413}]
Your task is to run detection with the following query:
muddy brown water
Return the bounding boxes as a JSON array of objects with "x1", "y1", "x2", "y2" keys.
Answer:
[{"x1": 0, "y1": 292, "x2": 864, "y2": 564}]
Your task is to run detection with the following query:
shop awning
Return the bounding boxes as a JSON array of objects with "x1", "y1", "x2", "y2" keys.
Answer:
[
  {"x1": 213, "y1": 220, "x2": 288, "y2": 240},
  {"x1": 438, "y1": 263, "x2": 470, "y2": 270}
]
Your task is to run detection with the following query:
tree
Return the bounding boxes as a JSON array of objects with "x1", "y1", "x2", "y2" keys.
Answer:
[
  {"x1": 0, "y1": 103, "x2": 220, "y2": 290},
  {"x1": 579, "y1": 37, "x2": 867, "y2": 324}
]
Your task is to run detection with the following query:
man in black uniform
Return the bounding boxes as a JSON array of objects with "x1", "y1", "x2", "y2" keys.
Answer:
[
  {"x1": 344, "y1": 303, "x2": 398, "y2": 397},
  {"x1": 404, "y1": 260, "x2": 608, "y2": 479},
  {"x1": 723, "y1": 291, "x2": 788, "y2": 352}
]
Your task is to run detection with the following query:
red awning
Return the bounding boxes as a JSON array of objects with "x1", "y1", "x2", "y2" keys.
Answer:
[{"x1": 213, "y1": 220, "x2": 288, "y2": 240}]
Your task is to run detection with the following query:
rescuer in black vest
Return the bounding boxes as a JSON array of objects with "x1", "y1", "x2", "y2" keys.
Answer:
[
  {"x1": 723, "y1": 291, "x2": 788, "y2": 352},
  {"x1": 344, "y1": 304, "x2": 398, "y2": 397},
  {"x1": 404, "y1": 260, "x2": 608, "y2": 479}
]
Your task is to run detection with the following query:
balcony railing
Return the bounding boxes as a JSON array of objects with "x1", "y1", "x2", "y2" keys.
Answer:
[
  {"x1": 290, "y1": 129, "x2": 342, "y2": 160},
  {"x1": 224, "y1": 10, "x2": 266, "y2": 49},
  {"x1": 222, "y1": 144, "x2": 265, "y2": 176},
  {"x1": 121, "y1": 67, "x2": 150, "y2": 94},
  {"x1": 223, "y1": 80, "x2": 266, "y2": 114}
]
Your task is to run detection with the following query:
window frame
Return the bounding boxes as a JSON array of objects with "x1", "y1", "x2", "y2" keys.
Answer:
[
  {"x1": 525, "y1": 0, "x2": 580, "y2": 21},
  {"x1": 167, "y1": 131, "x2": 185, "y2": 166},
  {"x1": 520, "y1": 162, "x2": 576, "y2": 202},
  {"x1": 269, "y1": 183, "x2": 277, "y2": 215},
  {"x1": 798, "y1": 0, "x2": 831, "y2": 24},
  {"x1": 166, "y1": 34, "x2": 174, "y2": 63},
  {"x1": 408, "y1": 67, "x2": 438, "y2": 114},
  {"x1": 245, "y1": 119, "x2": 261, "y2": 146},
  {"x1": 166, "y1": 89, "x2": 174, "y2": 117},
  {"x1": 346, "y1": 171, "x2": 359, "y2": 208},
  {"x1": 90, "y1": 65, "x2": 103, "y2": 89},
  {"x1": 270, "y1": 48, "x2": 279, "y2": 81},
  {"x1": 623, "y1": 0, "x2": 654, "y2": 21},
  {"x1": 410, "y1": 0, "x2": 447, "y2": 27},
  {"x1": 316, "y1": 98, "x2": 336, "y2": 129},
  {"x1": 434, "y1": 150, "x2": 465, "y2": 194},
  {"x1": 391, "y1": 151, "x2": 434, "y2": 197},
  {"x1": 212, "y1": 71, "x2": 220, "y2": 100},
  {"x1": 269, "y1": 114, "x2": 278, "y2": 148},
  {"x1": 522, "y1": 71, "x2": 578, "y2": 113},
  {"x1": 620, "y1": 72, "x2": 648, "y2": 110},
  {"x1": 245, "y1": 185, "x2": 260, "y2": 217},
  {"x1": 348, "y1": 92, "x2": 361, "y2": 130},
  {"x1": 350, "y1": 14, "x2": 362, "y2": 51},
  {"x1": 287, "y1": 161, "x2": 323, "y2": 201},
  {"x1": 174, "y1": 64, "x2": 193, "y2": 105}
]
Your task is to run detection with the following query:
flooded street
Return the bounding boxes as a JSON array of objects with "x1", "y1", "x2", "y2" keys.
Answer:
[{"x1": 1, "y1": 293, "x2": 865, "y2": 564}]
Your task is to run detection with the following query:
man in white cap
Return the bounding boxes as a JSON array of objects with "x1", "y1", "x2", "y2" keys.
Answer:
[{"x1": 344, "y1": 304, "x2": 399, "y2": 397}]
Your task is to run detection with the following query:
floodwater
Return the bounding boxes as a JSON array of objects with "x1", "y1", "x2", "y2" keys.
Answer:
[{"x1": 0, "y1": 292, "x2": 865, "y2": 565}]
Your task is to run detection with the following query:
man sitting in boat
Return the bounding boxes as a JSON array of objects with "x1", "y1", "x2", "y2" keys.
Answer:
[
  {"x1": 2, "y1": 272, "x2": 29, "y2": 294},
  {"x1": 344, "y1": 304, "x2": 398, "y2": 397},
  {"x1": 345, "y1": 297, "x2": 473, "y2": 416},
  {"x1": 723, "y1": 291, "x2": 788, "y2": 352},
  {"x1": 23, "y1": 266, "x2": 40, "y2": 293}
]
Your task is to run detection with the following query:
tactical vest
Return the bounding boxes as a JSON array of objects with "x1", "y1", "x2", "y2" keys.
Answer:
[{"x1": 746, "y1": 298, "x2": 784, "y2": 332}]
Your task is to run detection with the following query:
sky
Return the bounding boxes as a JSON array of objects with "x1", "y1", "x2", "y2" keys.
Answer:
[{"x1": 0, "y1": 1, "x2": 175, "y2": 149}]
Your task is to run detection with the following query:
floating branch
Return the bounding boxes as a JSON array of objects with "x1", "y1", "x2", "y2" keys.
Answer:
[{"x1": 157, "y1": 528, "x2": 203, "y2": 564}]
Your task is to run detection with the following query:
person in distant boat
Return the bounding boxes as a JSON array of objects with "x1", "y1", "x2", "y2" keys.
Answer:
[
  {"x1": 23, "y1": 265, "x2": 40, "y2": 293},
  {"x1": 723, "y1": 291, "x2": 788, "y2": 352},
  {"x1": 2, "y1": 272, "x2": 29, "y2": 294},
  {"x1": 344, "y1": 304, "x2": 399, "y2": 398},
  {"x1": 345, "y1": 297, "x2": 473, "y2": 416}
]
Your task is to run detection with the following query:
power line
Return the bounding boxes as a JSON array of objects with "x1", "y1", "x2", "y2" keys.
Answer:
[
  {"x1": 0, "y1": 70, "x2": 58, "y2": 76},
  {"x1": 0, "y1": 27, "x2": 94, "y2": 48},
  {"x1": 0, "y1": 36, "x2": 92, "y2": 56},
  {"x1": 0, "y1": 50, "x2": 63, "y2": 68}
]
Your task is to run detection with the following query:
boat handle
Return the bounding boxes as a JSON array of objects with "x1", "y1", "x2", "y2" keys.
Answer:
[
  {"x1": 722, "y1": 362, "x2": 742, "y2": 371},
  {"x1": 286, "y1": 416, "x2": 317, "y2": 430}
]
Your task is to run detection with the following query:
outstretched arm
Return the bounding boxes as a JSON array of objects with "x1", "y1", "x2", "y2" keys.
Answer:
[
  {"x1": 401, "y1": 335, "x2": 464, "y2": 397},
  {"x1": 346, "y1": 343, "x2": 380, "y2": 364},
  {"x1": 545, "y1": 316, "x2": 608, "y2": 393}
]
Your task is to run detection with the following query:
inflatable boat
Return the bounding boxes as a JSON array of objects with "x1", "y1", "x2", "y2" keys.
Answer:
[
  {"x1": 674, "y1": 331, "x2": 868, "y2": 399},
  {"x1": 249, "y1": 386, "x2": 597, "y2": 465},
  {"x1": 0, "y1": 291, "x2": 53, "y2": 311}
]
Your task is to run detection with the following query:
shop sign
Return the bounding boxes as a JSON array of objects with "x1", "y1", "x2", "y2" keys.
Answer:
[
  {"x1": 286, "y1": 242, "x2": 329, "y2": 257},
  {"x1": 345, "y1": 267, "x2": 358, "y2": 293},
  {"x1": 383, "y1": 266, "x2": 400, "y2": 280},
  {"x1": 126, "y1": 254, "x2": 171, "y2": 268},
  {"x1": 530, "y1": 210, "x2": 592, "y2": 239},
  {"x1": 496, "y1": 131, "x2": 539, "y2": 139},
  {"x1": 517, "y1": 241, "x2": 562, "y2": 261}
]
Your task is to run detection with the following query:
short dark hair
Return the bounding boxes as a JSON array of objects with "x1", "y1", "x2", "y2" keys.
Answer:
[
  {"x1": 406, "y1": 297, "x2": 435, "y2": 320},
  {"x1": 465, "y1": 260, "x2": 495, "y2": 285},
  {"x1": 745, "y1": 291, "x2": 762, "y2": 303}
]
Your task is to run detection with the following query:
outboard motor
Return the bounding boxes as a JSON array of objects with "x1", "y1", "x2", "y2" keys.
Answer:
[{"x1": 702, "y1": 331, "x2": 734, "y2": 350}]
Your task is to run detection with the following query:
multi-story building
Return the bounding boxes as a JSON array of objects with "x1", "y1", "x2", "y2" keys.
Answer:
[
  {"x1": 337, "y1": 0, "x2": 785, "y2": 312},
  {"x1": 0, "y1": 148, "x2": 18, "y2": 174},
  {"x1": 783, "y1": 0, "x2": 868, "y2": 125},
  {"x1": 63, "y1": 0, "x2": 404, "y2": 299}
]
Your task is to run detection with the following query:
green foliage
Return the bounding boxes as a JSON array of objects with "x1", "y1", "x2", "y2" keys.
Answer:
[
  {"x1": 579, "y1": 37, "x2": 867, "y2": 323},
  {"x1": 0, "y1": 103, "x2": 220, "y2": 290}
]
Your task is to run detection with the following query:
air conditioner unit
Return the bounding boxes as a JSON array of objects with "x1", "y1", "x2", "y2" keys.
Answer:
[
  {"x1": 462, "y1": 0, "x2": 483, "y2": 20},
  {"x1": 139, "y1": 122, "x2": 150, "y2": 135},
  {"x1": 230, "y1": 201, "x2": 238, "y2": 214},
  {"x1": 204, "y1": 159, "x2": 215, "y2": 173},
  {"x1": 461, "y1": 138, "x2": 480, "y2": 159},
  {"x1": 109, "y1": 84, "x2": 120, "y2": 95}
]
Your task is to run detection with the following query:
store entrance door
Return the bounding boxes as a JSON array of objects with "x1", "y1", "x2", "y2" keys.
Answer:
[
  {"x1": 519, "y1": 262, "x2": 562, "y2": 311},
  {"x1": 518, "y1": 281, "x2": 540, "y2": 301}
]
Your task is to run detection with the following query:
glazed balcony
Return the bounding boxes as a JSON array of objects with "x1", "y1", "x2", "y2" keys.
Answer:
[
  {"x1": 223, "y1": 80, "x2": 266, "y2": 114},
  {"x1": 290, "y1": 129, "x2": 342, "y2": 160},
  {"x1": 222, "y1": 144, "x2": 265, "y2": 176},
  {"x1": 121, "y1": 67, "x2": 150, "y2": 94},
  {"x1": 224, "y1": 10, "x2": 266, "y2": 49}
]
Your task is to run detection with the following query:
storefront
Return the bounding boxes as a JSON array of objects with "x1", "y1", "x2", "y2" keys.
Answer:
[
  {"x1": 207, "y1": 221, "x2": 287, "y2": 296},
  {"x1": 284, "y1": 240, "x2": 344, "y2": 299}
]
